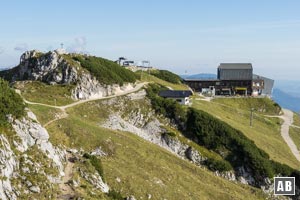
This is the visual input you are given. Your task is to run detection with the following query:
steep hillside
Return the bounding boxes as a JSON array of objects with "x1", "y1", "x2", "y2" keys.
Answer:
[
  {"x1": 192, "y1": 97, "x2": 299, "y2": 169},
  {"x1": 29, "y1": 88, "x2": 266, "y2": 199},
  {"x1": 0, "y1": 78, "x2": 66, "y2": 199},
  {"x1": 147, "y1": 85, "x2": 300, "y2": 191}
]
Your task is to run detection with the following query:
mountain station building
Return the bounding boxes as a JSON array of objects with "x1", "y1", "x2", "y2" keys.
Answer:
[{"x1": 184, "y1": 63, "x2": 274, "y2": 97}]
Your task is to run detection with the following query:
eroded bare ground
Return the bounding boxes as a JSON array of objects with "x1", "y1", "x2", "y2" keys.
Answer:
[{"x1": 58, "y1": 152, "x2": 76, "y2": 200}]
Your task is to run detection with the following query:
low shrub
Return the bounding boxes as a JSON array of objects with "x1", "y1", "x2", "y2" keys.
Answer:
[
  {"x1": 204, "y1": 158, "x2": 232, "y2": 172},
  {"x1": 0, "y1": 78, "x2": 25, "y2": 125},
  {"x1": 73, "y1": 55, "x2": 137, "y2": 85},
  {"x1": 150, "y1": 70, "x2": 182, "y2": 84},
  {"x1": 83, "y1": 153, "x2": 104, "y2": 179},
  {"x1": 107, "y1": 189, "x2": 124, "y2": 200}
]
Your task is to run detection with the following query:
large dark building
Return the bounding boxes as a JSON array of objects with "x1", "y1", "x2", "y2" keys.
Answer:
[
  {"x1": 218, "y1": 63, "x2": 252, "y2": 80},
  {"x1": 184, "y1": 63, "x2": 273, "y2": 96}
]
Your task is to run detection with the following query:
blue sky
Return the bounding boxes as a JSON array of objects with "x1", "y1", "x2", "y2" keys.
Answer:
[{"x1": 0, "y1": 1, "x2": 300, "y2": 80}]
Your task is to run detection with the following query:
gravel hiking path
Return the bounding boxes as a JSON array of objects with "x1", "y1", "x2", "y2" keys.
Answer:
[{"x1": 280, "y1": 109, "x2": 300, "y2": 161}]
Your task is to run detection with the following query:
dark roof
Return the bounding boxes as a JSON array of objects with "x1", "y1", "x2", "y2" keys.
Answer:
[
  {"x1": 159, "y1": 90, "x2": 192, "y2": 98},
  {"x1": 218, "y1": 63, "x2": 252, "y2": 70}
]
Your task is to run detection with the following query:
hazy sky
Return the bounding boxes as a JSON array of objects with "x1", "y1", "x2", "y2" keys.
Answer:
[{"x1": 0, "y1": 0, "x2": 300, "y2": 80}]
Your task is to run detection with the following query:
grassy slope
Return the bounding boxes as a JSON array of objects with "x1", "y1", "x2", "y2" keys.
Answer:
[
  {"x1": 137, "y1": 71, "x2": 189, "y2": 90},
  {"x1": 28, "y1": 104, "x2": 63, "y2": 126},
  {"x1": 290, "y1": 127, "x2": 300, "y2": 152},
  {"x1": 191, "y1": 97, "x2": 300, "y2": 169},
  {"x1": 38, "y1": 98, "x2": 265, "y2": 200},
  {"x1": 294, "y1": 113, "x2": 300, "y2": 126},
  {"x1": 14, "y1": 81, "x2": 75, "y2": 106},
  {"x1": 20, "y1": 94, "x2": 265, "y2": 199},
  {"x1": 290, "y1": 113, "x2": 300, "y2": 152},
  {"x1": 212, "y1": 98, "x2": 281, "y2": 115}
]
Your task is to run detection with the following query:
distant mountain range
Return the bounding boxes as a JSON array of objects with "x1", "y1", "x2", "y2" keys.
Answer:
[
  {"x1": 272, "y1": 88, "x2": 300, "y2": 113},
  {"x1": 180, "y1": 73, "x2": 217, "y2": 80},
  {"x1": 272, "y1": 80, "x2": 300, "y2": 113}
]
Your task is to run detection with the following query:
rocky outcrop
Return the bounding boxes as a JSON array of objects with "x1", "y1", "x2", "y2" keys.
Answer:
[
  {"x1": 11, "y1": 111, "x2": 65, "y2": 176},
  {"x1": 100, "y1": 96, "x2": 277, "y2": 194},
  {"x1": 16, "y1": 50, "x2": 78, "y2": 84},
  {"x1": 10, "y1": 50, "x2": 136, "y2": 100},
  {"x1": 0, "y1": 111, "x2": 65, "y2": 199},
  {"x1": 102, "y1": 113, "x2": 206, "y2": 167},
  {"x1": 78, "y1": 168, "x2": 109, "y2": 193},
  {"x1": 0, "y1": 135, "x2": 18, "y2": 200},
  {"x1": 71, "y1": 72, "x2": 134, "y2": 100}
]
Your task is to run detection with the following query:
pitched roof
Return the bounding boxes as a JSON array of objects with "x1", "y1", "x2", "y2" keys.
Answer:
[
  {"x1": 218, "y1": 63, "x2": 253, "y2": 70},
  {"x1": 159, "y1": 90, "x2": 192, "y2": 98}
]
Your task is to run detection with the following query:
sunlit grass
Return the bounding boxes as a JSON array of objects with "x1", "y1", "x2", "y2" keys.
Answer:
[
  {"x1": 191, "y1": 97, "x2": 300, "y2": 169},
  {"x1": 137, "y1": 71, "x2": 189, "y2": 90},
  {"x1": 14, "y1": 81, "x2": 76, "y2": 106}
]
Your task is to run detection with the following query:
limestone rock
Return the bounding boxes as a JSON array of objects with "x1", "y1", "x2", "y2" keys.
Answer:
[
  {"x1": 126, "y1": 195, "x2": 137, "y2": 200},
  {"x1": 12, "y1": 111, "x2": 65, "y2": 176},
  {"x1": 0, "y1": 135, "x2": 18, "y2": 200},
  {"x1": 79, "y1": 168, "x2": 109, "y2": 193},
  {"x1": 12, "y1": 50, "x2": 136, "y2": 101},
  {"x1": 29, "y1": 185, "x2": 40, "y2": 193}
]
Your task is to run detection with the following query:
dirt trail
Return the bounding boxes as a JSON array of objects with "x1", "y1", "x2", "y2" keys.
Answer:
[
  {"x1": 23, "y1": 82, "x2": 145, "y2": 110},
  {"x1": 44, "y1": 109, "x2": 68, "y2": 127},
  {"x1": 22, "y1": 82, "x2": 146, "y2": 127},
  {"x1": 58, "y1": 152, "x2": 75, "y2": 199},
  {"x1": 279, "y1": 109, "x2": 300, "y2": 161},
  {"x1": 291, "y1": 125, "x2": 300, "y2": 129}
]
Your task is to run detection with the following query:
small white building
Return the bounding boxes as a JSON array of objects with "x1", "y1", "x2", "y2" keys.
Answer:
[{"x1": 158, "y1": 90, "x2": 193, "y2": 105}]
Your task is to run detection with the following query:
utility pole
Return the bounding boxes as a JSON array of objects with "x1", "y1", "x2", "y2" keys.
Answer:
[{"x1": 250, "y1": 108, "x2": 254, "y2": 127}]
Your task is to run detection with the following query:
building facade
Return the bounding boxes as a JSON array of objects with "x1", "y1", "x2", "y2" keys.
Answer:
[{"x1": 184, "y1": 63, "x2": 273, "y2": 97}]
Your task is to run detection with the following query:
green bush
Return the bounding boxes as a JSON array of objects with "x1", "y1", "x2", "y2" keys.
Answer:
[
  {"x1": 73, "y1": 55, "x2": 137, "y2": 85},
  {"x1": 150, "y1": 70, "x2": 182, "y2": 84},
  {"x1": 204, "y1": 158, "x2": 232, "y2": 172},
  {"x1": 186, "y1": 108, "x2": 276, "y2": 177},
  {"x1": 107, "y1": 189, "x2": 124, "y2": 200},
  {"x1": 0, "y1": 78, "x2": 25, "y2": 125},
  {"x1": 165, "y1": 131, "x2": 176, "y2": 137},
  {"x1": 83, "y1": 153, "x2": 104, "y2": 179}
]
